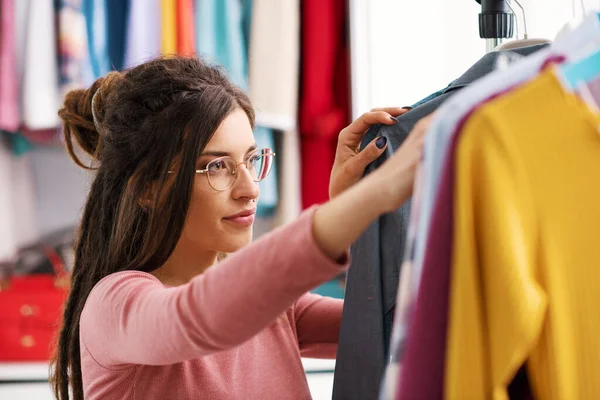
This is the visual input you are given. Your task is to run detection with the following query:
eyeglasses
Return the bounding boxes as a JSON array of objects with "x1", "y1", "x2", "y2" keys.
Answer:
[{"x1": 171, "y1": 148, "x2": 276, "y2": 191}]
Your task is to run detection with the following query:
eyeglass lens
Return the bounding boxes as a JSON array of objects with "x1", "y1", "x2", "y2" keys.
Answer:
[{"x1": 206, "y1": 149, "x2": 274, "y2": 190}]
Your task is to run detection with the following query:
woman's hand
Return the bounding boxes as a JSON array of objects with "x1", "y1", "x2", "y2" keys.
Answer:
[
  {"x1": 312, "y1": 113, "x2": 433, "y2": 262},
  {"x1": 329, "y1": 107, "x2": 410, "y2": 199},
  {"x1": 368, "y1": 113, "x2": 434, "y2": 213}
]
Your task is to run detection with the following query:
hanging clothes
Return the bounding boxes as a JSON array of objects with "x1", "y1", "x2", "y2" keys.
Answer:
[
  {"x1": 242, "y1": 0, "x2": 278, "y2": 217},
  {"x1": 248, "y1": 0, "x2": 300, "y2": 221},
  {"x1": 5, "y1": 132, "x2": 32, "y2": 157},
  {"x1": 249, "y1": 0, "x2": 299, "y2": 131},
  {"x1": 333, "y1": 45, "x2": 544, "y2": 400},
  {"x1": 382, "y1": 15, "x2": 600, "y2": 400},
  {"x1": 10, "y1": 152, "x2": 39, "y2": 249},
  {"x1": 384, "y1": 19, "x2": 596, "y2": 399},
  {"x1": 56, "y1": 0, "x2": 89, "y2": 96},
  {"x1": 160, "y1": 0, "x2": 177, "y2": 55},
  {"x1": 195, "y1": 0, "x2": 278, "y2": 217},
  {"x1": 14, "y1": 0, "x2": 29, "y2": 88},
  {"x1": 253, "y1": 127, "x2": 278, "y2": 218},
  {"x1": 0, "y1": 0, "x2": 20, "y2": 132},
  {"x1": 0, "y1": 141, "x2": 17, "y2": 262},
  {"x1": 195, "y1": 0, "x2": 248, "y2": 90},
  {"x1": 299, "y1": 0, "x2": 349, "y2": 210},
  {"x1": 176, "y1": 0, "x2": 196, "y2": 56},
  {"x1": 21, "y1": 0, "x2": 60, "y2": 130},
  {"x1": 446, "y1": 66, "x2": 600, "y2": 400},
  {"x1": 105, "y1": 0, "x2": 130, "y2": 71},
  {"x1": 124, "y1": 0, "x2": 161, "y2": 68},
  {"x1": 273, "y1": 130, "x2": 301, "y2": 225},
  {"x1": 83, "y1": 0, "x2": 111, "y2": 79}
]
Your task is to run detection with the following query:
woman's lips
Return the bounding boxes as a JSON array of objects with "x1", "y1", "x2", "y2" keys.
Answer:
[{"x1": 223, "y1": 209, "x2": 256, "y2": 227}]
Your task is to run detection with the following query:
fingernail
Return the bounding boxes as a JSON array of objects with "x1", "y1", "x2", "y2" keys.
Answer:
[
  {"x1": 389, "y1": 116, "x2": 398, "y2": 123},
  {"x1": 376, "y1": 136, "x2": 387, "y2": 149}
]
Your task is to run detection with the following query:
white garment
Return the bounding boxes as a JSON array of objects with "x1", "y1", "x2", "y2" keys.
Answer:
[
  {"x1": 10, "y1": 154, "x2": 39, "y2": 248},
  {"x1": 21, "y1": 0, "x2": 60, "y2": 130},
  {"x1": 0, "y1": 141, "x2": 17, "y2": 262},
  {"x1": 124, "y1": 0, "x2": 161, "y2": 68},
  {"x1": 14, "y1": 0, "x2": 29, "y2": 121},
  {"x1": 248, "y1": 0, "x2": 300, "y2": 129},
  {"x1": 0, "y1": 140, "x2": 40, "y2": 262},
  {"x1": 274, "y1": 130, "x2": 302, "y2": 226}
]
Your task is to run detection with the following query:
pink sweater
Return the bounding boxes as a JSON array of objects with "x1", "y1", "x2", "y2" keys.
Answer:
[{"x1": 79, "y1": 208, "x2": 347, "y2": 399}]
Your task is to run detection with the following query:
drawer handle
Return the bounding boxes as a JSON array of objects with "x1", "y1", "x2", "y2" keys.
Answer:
[
  {"x1": 20, "y1": 304, "x2": 38, "y2": 316},
  {"x1": 21, "y1": 335, "x2": 35, "y2": 348}
]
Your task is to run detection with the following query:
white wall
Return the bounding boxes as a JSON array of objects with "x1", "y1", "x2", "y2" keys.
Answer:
[{"x1": 350, "y1": 0, "x2": 600, "y2": 118}]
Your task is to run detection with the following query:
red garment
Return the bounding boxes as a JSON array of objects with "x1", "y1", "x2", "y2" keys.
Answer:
[
  {"x1": 176, "y1": 0, "x2": 195, "y2": 55},
  {"x1": 299, "y1": 0, "x2": 350, "y2": 209}
]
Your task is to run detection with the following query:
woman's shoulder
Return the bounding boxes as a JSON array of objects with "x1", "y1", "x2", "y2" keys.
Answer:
[
  {"x1": 92, "y1": 270, "x2": 161, "y2": 296},
  {"x1": 82, "y1": 271, "x2": 162, "y2": 320},
  {"x1": 96, "y1": 270, "x2": 161, "y2": 288}
]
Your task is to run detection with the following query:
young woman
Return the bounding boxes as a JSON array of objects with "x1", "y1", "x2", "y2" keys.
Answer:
[{"x1": 50, "y1": 56, "x2": 429, "y2": 400}]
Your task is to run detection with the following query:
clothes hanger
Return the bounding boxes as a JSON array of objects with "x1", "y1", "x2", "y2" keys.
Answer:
[
  {"x1": 494, "y1": 0, "x2": 552, "y2": 51},
  {"x1": 556, "y1": 0, "x2": 592, "y2": 40},
  {"x1": 558, "y1": 0, "x2": 600, "y2": 88},
  {"x1": 557, "y1": 2, "x2": 600, "y2": 111}
]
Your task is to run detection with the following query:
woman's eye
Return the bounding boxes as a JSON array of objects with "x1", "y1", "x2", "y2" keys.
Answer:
[
  {"x1": 248, "y1": 155, "x2": 260, "y2": 165},
  {"x1": 208, "y1": 160, "x2": 224, "y2": 173}
]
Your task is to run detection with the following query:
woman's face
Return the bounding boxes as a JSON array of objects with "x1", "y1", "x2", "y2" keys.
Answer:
[{"x1": 181, "y1": 108, "x2": 260, "y2": 253}]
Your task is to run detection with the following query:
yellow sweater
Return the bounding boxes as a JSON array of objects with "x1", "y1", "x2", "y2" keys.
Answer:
[{"x1": 446, "y1": 67, "x2": 600, "y2": 400}]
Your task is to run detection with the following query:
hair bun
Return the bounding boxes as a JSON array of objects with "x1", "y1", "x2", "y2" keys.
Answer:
[{"x1": 58, "y1": 72, "x2": 122, "y2": 169}]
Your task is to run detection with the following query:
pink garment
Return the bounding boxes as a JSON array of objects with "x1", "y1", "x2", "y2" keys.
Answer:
[
  {"x1": 80, "y1": 207, "x2": 346, "y2": 399},
  {"x1": 0, "y1": 0, "x2": 20, "y2": 131}
]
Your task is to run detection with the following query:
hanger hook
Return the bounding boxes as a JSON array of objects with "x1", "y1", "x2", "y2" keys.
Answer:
[{"x1": 511, "y1": 0, "x2": 529, "y2": 39}]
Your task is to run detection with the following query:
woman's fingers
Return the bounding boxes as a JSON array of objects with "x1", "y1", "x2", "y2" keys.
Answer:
[{"x1": 338, "y1": 111, "x2": 397, "y2": 147}]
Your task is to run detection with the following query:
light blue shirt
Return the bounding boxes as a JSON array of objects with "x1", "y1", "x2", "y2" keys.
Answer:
[{"x1": 83, "y1": 0, "x2": 111, "y2": 78}]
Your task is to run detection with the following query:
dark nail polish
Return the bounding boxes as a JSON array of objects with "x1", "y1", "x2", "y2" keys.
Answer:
[
  {"x1": 389, "y1": 116, "x2": 398, "y2": 123},
  {"x1": 376, "y1": 136, "x2": 387, "y2": 149}
]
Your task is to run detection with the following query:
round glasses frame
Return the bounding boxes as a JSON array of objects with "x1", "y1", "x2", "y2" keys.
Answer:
[{"x1": 169, "y1": 148, "x2": 276, "y2": 192}]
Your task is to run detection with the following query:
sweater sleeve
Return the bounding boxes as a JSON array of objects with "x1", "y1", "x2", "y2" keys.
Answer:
[
  {"x1": 294, "y1": 292, "x2": 343, "y2": 359},
  {"x1": 80, "y1": 207, "x2": 348, "y2": 367}
]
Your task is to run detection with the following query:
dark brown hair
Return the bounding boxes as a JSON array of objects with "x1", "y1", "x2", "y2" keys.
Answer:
[{"x1": 49, "y1": 56, "x2": 254, "y2": 400}]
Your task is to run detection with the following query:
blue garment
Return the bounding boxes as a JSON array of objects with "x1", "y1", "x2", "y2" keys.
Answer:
[
  {"x1": 1, "y1": 131, "x2": 32, "y2": 157},
  {"x1": 195, "y1": 0, "x2": 247, "y2": 90},
  {"x1": 240, "y1": 0, "x2": 253, "y2": 58},
  {"x1": 410, "y1": 81, "x2": 454, "y2": 108},
  {"x1": 83, "y1": 0, "x2": 111, "y2": 78},
  {"x1": 253, "y1": 126, "x2": 278, "y2": 217},
  {"x1": 195, "y1": 0, "x2": 278, "y2": 217},
  {"x1": 106, "y1": 0, "x2": 130, "y2": 71}
]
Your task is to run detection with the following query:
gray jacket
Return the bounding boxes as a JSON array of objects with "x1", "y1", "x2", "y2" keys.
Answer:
[{"x1": 332, "y1": 44, "x2": 548, "y2": 400}]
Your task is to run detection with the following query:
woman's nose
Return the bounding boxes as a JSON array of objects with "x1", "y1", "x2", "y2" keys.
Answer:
[{"x1": 231, "y1": 164, "x2": 260, "y2": 200}]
